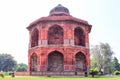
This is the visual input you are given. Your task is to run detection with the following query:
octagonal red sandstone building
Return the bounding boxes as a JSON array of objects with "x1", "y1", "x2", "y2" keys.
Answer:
[{"x1": 27, "y1": 4, "x2": 92, "y2": 76}]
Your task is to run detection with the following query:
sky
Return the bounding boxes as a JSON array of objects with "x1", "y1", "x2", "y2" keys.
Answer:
[{"x1": 0, "y1": 0, "x2": 120, "y2": 64}]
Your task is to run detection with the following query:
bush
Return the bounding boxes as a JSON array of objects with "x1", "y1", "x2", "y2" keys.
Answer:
[
  {"x1": 8, "y1": 72, "x2": 12, "y2": 75},
  {"x1": 89, "y1": 68, "x2": 99, "y2": 77},
  {"x1": 114, "y1": 70, "x2": 120, "y2": 75},
  {"x1": 0, "y1": 72, "x2": 5, "y2": 78},
  {"x1": 8, "y1": 71, "x2": 15, "y2": 77}
]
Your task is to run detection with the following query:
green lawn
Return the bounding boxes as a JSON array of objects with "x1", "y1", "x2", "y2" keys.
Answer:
[{"x1": 0, "y1": 76, "x2": 120, "y2": 80}]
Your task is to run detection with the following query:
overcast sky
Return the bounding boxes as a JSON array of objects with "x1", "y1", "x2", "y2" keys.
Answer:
[{"x1": 0, "y1": 0, "x2": 120, "y2": 64}]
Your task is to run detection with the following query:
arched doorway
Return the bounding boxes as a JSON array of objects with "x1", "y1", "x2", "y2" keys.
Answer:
[
  {"x1": 74, "y1": 27, "x2": 85, "y2": 46},
  {"x1": 75, "y1": 52, "x2": 86, "y2": 71},
  {"x1": 48, "y1": 25, "x2": 63, "y2": 45},
  {"x1": 30, "y1": 53, "x2": 37, "y2": 71},
  {"x1": 31, "y1": 28, "x2": 39, "y2": 47},
  {"x1": 48, "y1": 51, "x2": 64, "y2": 71}
]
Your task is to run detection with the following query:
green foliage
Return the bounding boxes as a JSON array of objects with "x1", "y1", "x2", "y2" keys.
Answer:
[
  {"x1": 0, "y1": 72, "x2": 5, "y2": 78},
  {"x1": 114, "y1": 70, "x2": 120, "y2": 75},
  {"x1": 89, "y1": 67, "x2": 99, "y2": 76},
  {"x1": 113, "y1": 57, "x2": 120, "y2": 71},
  {"x1": 0, "y1": 53, "x2": 17, "y2": 71},
  {"x1": 16, "y1": 63, "x2": 27, "y2": 72},
  {"x1": 8, "y1": 71, "x2": 12, "y2": 75}
]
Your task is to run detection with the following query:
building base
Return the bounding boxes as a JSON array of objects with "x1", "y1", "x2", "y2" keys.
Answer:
[{"x1": 30, "y1": 71, "x2": 86, "y2": 76}]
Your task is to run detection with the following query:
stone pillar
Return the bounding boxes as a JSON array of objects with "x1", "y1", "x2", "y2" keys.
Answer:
[
  {"x1": 64, "y1": 49, "x2": 75, "y2": 71},
  {"x1": 39, "y1": 52, "x2": 47, "y2": 71},
  {"x1": 28, "y1": 54, "x2": 31, "y2": 72}
]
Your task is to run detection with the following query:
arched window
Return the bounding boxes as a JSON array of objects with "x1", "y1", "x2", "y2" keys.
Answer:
[
  {"x1": 75, "y1": 52, "x2": 86, "y2": 71},
  {"x1": 30, "y1": 53, "x2": 37, "y2": 71},
  {"x1": 48, "y1": 25, "x2": 63, "y2": 45},
  {"x1": 31, "y1": 29, "x2": 39, "y2": 47},
  {"x1": 48, "y1": 51, "x2": 63, "y2": 71},
  {"x1": 74, "y1": 27, "x2": 85, "y2": 46}
]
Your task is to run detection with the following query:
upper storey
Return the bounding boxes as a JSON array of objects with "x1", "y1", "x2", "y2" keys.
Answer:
[
  {"x1": 27, "y1": 4, "x2": 92, "y2": 48},
  {"x1": 27, "y1": 4, "x2": 92, "y2": 32}
]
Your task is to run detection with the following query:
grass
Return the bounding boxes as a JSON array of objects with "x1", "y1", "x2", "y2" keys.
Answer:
[{"x1": 0, "y1": 76, "x2": 120, "y2": 80}]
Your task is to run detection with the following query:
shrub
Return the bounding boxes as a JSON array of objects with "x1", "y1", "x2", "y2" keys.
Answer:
[
  {"x1": 8, "y1": 72, "x2": 12, "y2": 75},
  {"x1": 0, "y1": 72, "x2": 5, "y2": 78},
  {"x1": 89, "y1": 68, "x2": 99, "y2": 77},
  {"x1": 114, "y1": 70, "x2": 120, "y2": 75},
  {"x1": 8, "y1": 71, "x2": 15, "y2": 77}
]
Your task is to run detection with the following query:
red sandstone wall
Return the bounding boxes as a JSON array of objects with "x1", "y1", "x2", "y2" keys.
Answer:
[{"x1": 28, "y1": 20, "x2": 91, "y2": 72}]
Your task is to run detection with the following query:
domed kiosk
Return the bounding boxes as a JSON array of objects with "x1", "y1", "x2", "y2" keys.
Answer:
[
  {"x1": 27, "y1": 4, "x2": 92, "y2": 76},
  {"x1": 49, "y1": 4, "x2": 70, "y2": 16}
]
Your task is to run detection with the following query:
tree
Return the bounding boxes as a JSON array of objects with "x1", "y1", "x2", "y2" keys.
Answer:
[
  {"x1": 90, "y1": 43, "x2": 114, "y2": 74},
  {"x1": 16, "y1": 63, "x2": 27, "y2": 72},
  {"x1": 0, "y1": 53, "x2": 17, "y2": 72},
  {"x1": 113, "y1": 57, "x2": 120, "y2": 71}
]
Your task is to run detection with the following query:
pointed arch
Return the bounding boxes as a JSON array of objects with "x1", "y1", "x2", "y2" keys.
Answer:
[
  {"x1": 31, "y1": 28, "x2": 39, "y2": 47},
  {"x1": 30, "y1": 53, "x2": 38, "y2": 71},
  {"x1": 74, "y1": 27, "x2": 85, "y2": 46},
  {"x1": 75, "y1": 52, "x2": 86, "y2": 71},
  {"x1": 48, "y1": 25, "x2": 63, "y2": 45},
  {"x1": 47, "y1": 51, "x2": 64, "y2": 71}
]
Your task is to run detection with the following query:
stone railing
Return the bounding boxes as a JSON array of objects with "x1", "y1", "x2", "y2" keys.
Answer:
[
  {"x1": 15, "y1": 72, "x2": 29, "y2": 76},
  {"x1": 31, "y1": 71, "x2": 84, "y2": 76}
]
